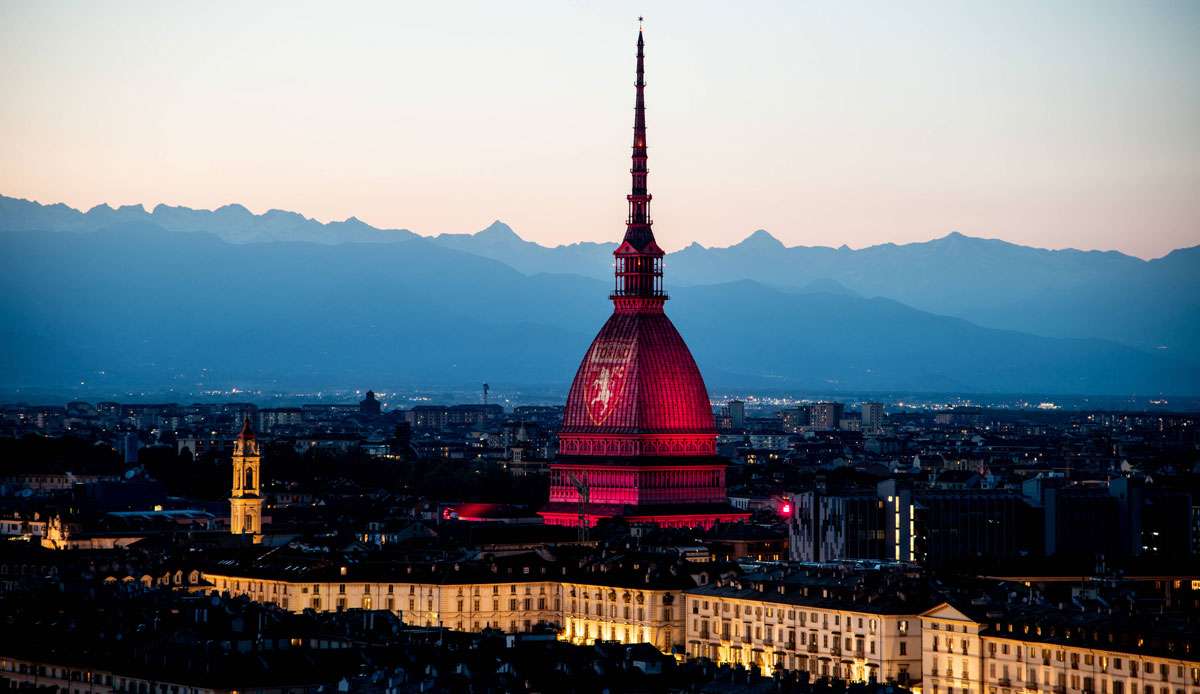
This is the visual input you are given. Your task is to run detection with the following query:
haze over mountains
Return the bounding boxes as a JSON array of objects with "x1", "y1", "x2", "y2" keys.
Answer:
[{"x1": 2, "y1": 195, "x2": 1197, "y2": 397}]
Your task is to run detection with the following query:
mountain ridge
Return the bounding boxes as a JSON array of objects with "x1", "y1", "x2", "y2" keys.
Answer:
[
  {"x1": 1, "y1": 222, "x2": 1196, "y2": 397},
  {"x1": 3, "y1": 194, "x2": 1197, "y2": 360}
]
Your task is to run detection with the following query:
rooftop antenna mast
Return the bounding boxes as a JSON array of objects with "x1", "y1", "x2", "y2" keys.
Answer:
[
  {"x1": 482, "y1": 383, "x2": 489, "y2": 407},
  {"x1": 568, "y1": 472, "x2": 591, "y2": 542}
]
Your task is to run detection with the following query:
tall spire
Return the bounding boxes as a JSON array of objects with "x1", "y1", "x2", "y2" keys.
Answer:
[
  {"x1": 629, "y1": 23, "x2": 649, "y2": 233},
  {"x1": 613, "y1": 23, "x2": 666, "y2": 307}
]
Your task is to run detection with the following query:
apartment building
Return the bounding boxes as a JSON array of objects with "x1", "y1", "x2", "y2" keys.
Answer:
[
  {"x1": 922, "y1": 603, "x2": 1200, "y2": 694},
  {"x1": 202, "y1": 553, "x2": 704, "y2": 652},
  {"x1": 682, "y1": 571, "x2": 927, "y2": 682}
]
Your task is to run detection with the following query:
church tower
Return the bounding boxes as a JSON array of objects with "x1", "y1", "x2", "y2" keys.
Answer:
[{"x1": 229, "y1": 416, "x2": 263, "y2": 542}]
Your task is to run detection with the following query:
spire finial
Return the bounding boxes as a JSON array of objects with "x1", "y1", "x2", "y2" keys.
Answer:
[
  {"x1": 611, "y1": 24, "x2": 665, "y2": 308},
  {"x1": 238, "y1": 415, "x2": 255, "y2": 440}
]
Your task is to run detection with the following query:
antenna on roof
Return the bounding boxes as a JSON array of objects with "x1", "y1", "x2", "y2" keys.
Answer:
[{"x1": 568, "y1": 472, "x2": 591, "y2": 543}]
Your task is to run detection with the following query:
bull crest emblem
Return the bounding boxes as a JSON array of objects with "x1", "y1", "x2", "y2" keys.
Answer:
[{"x1": 583, "y1": 339, "x2": 633, "y2": 425}]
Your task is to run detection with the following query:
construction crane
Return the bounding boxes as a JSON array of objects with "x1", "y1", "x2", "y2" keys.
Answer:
[{"x1": 567, "y1": 471, "x2": 590, "y2": 542}]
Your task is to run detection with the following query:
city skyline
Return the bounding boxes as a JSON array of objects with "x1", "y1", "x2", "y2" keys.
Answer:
[
  {"x1": 1, "y1": 10, "x2": 1198, "y2": 692},
  {"x1": 3, "y1": 1, "x2": 1199, "y2": 258}
]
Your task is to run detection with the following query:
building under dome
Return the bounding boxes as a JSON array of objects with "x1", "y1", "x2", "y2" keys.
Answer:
[{"x1": 539, "y1": 27, "x2": 750, "y2": 530}]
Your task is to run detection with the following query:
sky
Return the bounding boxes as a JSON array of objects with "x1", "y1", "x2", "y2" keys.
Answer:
[{"x1": 1, "y1": 1, "x2": 1198, "y2": 258}]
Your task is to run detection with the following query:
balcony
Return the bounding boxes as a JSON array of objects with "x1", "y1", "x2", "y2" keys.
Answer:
[
  {"x1": 807, "y1": 643, "x2": 818, "y2": 653},
  {"x1": 999, "y1": 678, "x2": 1012, "y2": 687}
]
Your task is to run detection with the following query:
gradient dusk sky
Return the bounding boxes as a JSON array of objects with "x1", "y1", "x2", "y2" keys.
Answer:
[{"x1": 1, "y1": 1, "x2": 1197, "y2": 258}]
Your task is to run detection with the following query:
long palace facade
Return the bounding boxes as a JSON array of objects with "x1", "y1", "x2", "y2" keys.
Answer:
[{"x1": 200, "y1": 559, "x2": 1200, "y2": 686}]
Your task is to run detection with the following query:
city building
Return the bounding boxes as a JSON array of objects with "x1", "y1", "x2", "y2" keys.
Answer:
[
  {"x1": 359, "y1": 389, "x2": 382, "y2": 416},
  {"x1": 539, "y1": 28, "x2": 748, "y2": 529},
  {"x1": 790, "y1": 482, "x2": 1036, "y2": 567},
  {"x1": 921, "y1": 602, "x2": 1200, "y2": 694},
  {"x1": 201, "y1": 552, "x2": 704, "y2": 653},
  {"x1": 862, "y1": 402, "x2": 885, "y2": 432},
  {"x1": 728, "y1": 400, "x2": 746, "y2": 430},
  {"x1": 811, "y1": 402, "x2": 846, "y2": 431},
  {"x1": 683, "y1": 567, "x2": 926, "y2": 682},
  {"x1": 229, "y1": 417, "x2": 263, "y2": 541}
]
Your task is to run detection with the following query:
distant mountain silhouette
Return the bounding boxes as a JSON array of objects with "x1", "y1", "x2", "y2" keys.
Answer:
[
  {"x1": 3, "y1": 195, "x2": 1197, "y2": 364},
  {"x1": 0, "y1": 195, "x2": 417, "y2": 245},
  {"x1": 667, "y1": 230, "x2": 1200, "y2": 358},
  {"x1": 431, "y1": 220, "x2": 615, "y2": 278},
  {"x1": 1, "y1": 223, "x2": 1195, "y2": 396}
]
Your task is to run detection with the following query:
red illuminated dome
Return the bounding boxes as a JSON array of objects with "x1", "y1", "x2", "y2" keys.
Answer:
[
  {"x1": 540, "y1": 25, "x2": 748, "y2": 530},
  {"x1": 559, "y1": 307, "x2": 717, "y2": 457}
]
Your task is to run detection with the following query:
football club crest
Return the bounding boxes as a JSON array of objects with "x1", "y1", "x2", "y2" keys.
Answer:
[{"x1": 583, "y1": 338, "x2": 634, "y2": 425}]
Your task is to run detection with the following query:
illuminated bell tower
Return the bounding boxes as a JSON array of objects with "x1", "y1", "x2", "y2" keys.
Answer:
[{"x1": 229, "y1": 416, "x2": 263, "y2": 542}]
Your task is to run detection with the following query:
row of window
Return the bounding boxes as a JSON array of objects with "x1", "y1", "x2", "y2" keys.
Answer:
[{"x1": 689, "y1": 599, "x2": 910, "y2": 639}]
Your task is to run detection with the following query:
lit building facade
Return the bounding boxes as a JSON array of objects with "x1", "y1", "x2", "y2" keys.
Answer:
[
  {"x1": 203, "y1": 565, "x2": 560, "y2": 633},
  {"x1": 539, "y1": 27, "x2": 748, "y2": 529},
  {"x1": 684, "y1": 583, "x2": 922, "y2": 682},
  {"x1": 921, "y1": 603, "x2": 1200, "y2": 694},
  {"x1": 229, "y1": 417, "x2": 263, "y2": 540},
  {"x1": 201, "y1": 558, "x2": 695, "y2": 652},
  {"x1": 559, "y1": 579, "x2": 682, "y2": 653}
]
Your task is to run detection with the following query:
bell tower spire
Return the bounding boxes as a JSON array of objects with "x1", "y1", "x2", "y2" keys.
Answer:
[
  {"x1": 614, "y1": 21, "x2": 666, "y2": 310},
  {"x1": 230, "y1": 415, "x2": 264, "y2": 543}
]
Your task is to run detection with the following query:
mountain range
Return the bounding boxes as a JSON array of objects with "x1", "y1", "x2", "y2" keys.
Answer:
[{"x1": 1, "y1": 195, "x2": 1197, "y2": 397}]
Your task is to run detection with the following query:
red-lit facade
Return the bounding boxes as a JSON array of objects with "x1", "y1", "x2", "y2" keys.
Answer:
[{"x1": 540, "y1": 28, "x2": 749, "y2": 530}]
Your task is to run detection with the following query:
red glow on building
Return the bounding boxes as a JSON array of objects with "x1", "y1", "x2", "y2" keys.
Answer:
[
  {"x1": 779, "y1": 501, "x2": 793, "y2": 517},
  {"x1": 540, "y1": 28, "x2": 749, "y2": 530}
]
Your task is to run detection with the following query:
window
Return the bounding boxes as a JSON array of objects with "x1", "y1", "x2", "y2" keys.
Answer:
[{"x1": 900, "y1": 641, "x2": 907, "y2": 656}]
